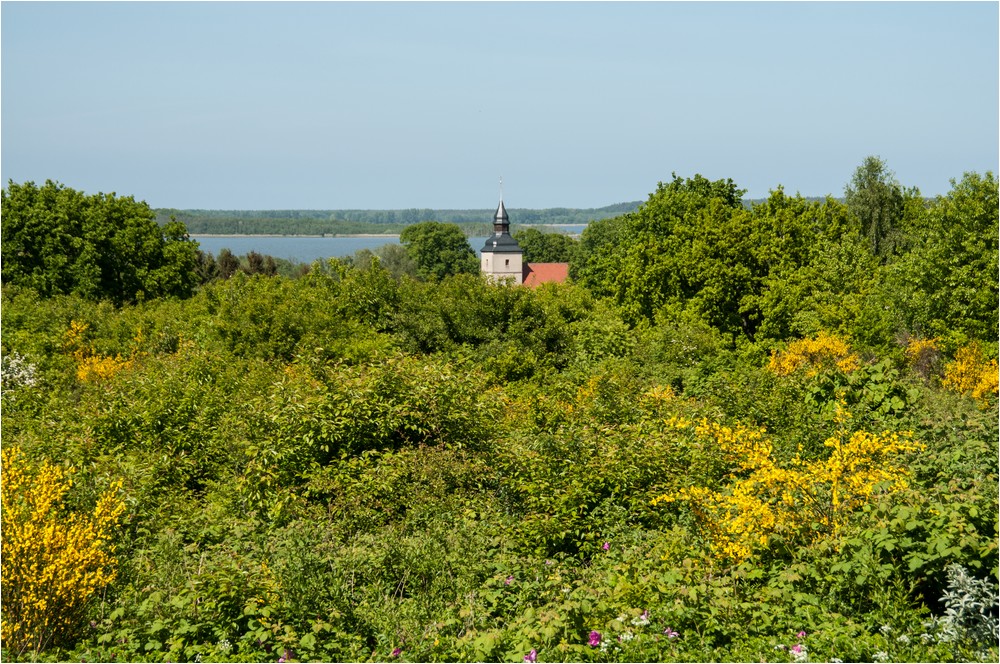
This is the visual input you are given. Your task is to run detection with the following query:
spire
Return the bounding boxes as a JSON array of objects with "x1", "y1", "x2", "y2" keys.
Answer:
[
  {"x1": 495, "y1": 176, "x2": 508, "y2": 224},
  {"x1": 482, "y1": 178, "x2": 521, "y2": 254}
]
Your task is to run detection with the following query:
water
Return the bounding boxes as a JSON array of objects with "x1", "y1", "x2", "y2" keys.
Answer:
[
  {"x1": 192, "y1": 225, "x2": 588, "y2": 263},
  {"x1": 192, "y1": 236, "x2": 403, "y2": 262}
]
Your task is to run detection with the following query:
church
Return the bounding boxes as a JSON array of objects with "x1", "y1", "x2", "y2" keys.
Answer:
[{"x1": 480, "y1": 196, "x2": 569, "y2": 287}]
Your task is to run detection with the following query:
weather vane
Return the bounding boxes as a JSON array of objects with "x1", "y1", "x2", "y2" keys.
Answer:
[{"x1": 499, "y1": 176, "x2": 504, "y2": 202}]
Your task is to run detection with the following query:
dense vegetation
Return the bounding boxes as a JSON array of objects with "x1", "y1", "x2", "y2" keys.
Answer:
[
  {"x1": 2, "y1": 180, "x2": 200, "y2": 304},
  {"x1": 154, "y1": 202, "x2": 640, "y2": 236},
  {"x1": 1, "y1": 160, "x2": 997, "y2": 663}
]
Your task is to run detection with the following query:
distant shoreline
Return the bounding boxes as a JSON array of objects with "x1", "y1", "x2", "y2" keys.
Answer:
[{"x1": 190, "y1": 233, "x2": 401, "y2": 239}]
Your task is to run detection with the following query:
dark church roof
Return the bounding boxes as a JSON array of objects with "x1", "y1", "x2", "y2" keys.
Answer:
[
  {"x1": 494, "y1": 200, "x2": 509, "y2": 223},
  {"x1": 482, "y1": 232, "x2": 523, "y2": 253}
]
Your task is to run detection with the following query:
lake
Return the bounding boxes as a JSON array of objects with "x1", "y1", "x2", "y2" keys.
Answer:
[{"x1": 192, "y1": 225, "x2": 588, "y2": 263}]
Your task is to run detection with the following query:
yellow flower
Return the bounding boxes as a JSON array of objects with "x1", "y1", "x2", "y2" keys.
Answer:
[
  {"x1": 1, "y1": 447, "x2": 124, "y2": 657},
  {"x1": 768, "y1": 332, "x2": 859, "y2": 377},
  {"x1": 652, "y1": 413, "x2": 921, "y2": 564},
  {"x1": 942, "y1": 342, "x2": 998, "y2": 407}
]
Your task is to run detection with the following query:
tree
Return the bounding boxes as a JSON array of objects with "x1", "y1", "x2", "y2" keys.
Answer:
[
  {"x1": 1, "y1": 180, "x2": 199, "y2": 303},
  {"x1": 844, "y1": 156, "x2": 904, "y2": 259},
  {"x1": 881, "y1": 171, "x2": 999, "y2": 342},
  {"x1": 512, "y1": 228, "x2": 578, "y2": 263},
  {"x1": 195, "y1": 250, "x2": 220, "y2": 284},
  {"x1": 572, "y1": 174, "x2": 752, "y2": 332},
  {"x1": 217, "y1": 248, "x2": 240, "y2": 279},
  {"x1": 347, "y1": 244, "x2": 419, "y2": 281},
  {"x1": 399, "y1": 221, "x2": 478, "y2": 281}
]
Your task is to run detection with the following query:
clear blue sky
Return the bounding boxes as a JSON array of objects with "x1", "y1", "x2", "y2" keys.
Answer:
[{"x1": 2, "y1": 1, "x2": 997, "y2": 210}]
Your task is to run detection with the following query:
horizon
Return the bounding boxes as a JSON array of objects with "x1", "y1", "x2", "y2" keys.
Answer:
[{"x1": 3, "y1": 2, "x2": 997, "y2": 210}]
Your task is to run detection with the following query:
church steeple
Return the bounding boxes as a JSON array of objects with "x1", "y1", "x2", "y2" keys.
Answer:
[
  {"x1": 493, "y1": 177, "x2": 509, "y2": 234},
  {"x1": 493, "y1": 199, "x2": 509, "y2": 234},
  {"x1": 480, "y1": 177, "x2": 524, "y2": 283}
]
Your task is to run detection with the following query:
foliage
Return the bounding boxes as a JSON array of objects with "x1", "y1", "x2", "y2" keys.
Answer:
[
  {"x1": 654, "y1": 405, "x2": 922, "y2": 563},
  {"x1": 0, "y1": 447, "x2": 125, "y2": 657},
  {"x1": 844, "y1": 155, "x2": 905, "y2": 259},
  {"x1": 922, "y1": 564, "x2": 999, "y2": 649},
  {"x1": 2, "y1": 180, "x2": 199, "y2": 304},
  {"x1": 2, "y1": 166, "x2": 996, "y2": 663},
  {"x1": 399, "y1": 221, "x2": 479, "y2": 281},
  {"x1": 881, "y1": 171, "x2": 999, "y2": 342},
  {"x1": 768, "y1": 331, "x2": 860, "y2": 377},
  {"x1": 942, "y1": 341, "x2": 999, "y2": 406},
  {"x1": 512, "y1": 228, "x2": 578, "y2": 263}
]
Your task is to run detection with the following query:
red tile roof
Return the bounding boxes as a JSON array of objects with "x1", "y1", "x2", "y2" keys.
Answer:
[{"x1": 522, "y1": 262, "x2": 569, "y2": 287}]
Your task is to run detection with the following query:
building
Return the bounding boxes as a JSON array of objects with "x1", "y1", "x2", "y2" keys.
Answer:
[
  {"x1": 480, "y1": 198, "x2": 524, "y2": 283},
  {"x1": 480, "y1": 196, "x2": 570, "y2": 287}
]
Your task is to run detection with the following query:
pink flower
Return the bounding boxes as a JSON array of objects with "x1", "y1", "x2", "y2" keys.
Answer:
[
  {"x1": 797, "y1": 630, "x2": 807, "y2": 638},
  {"x1": 664, "y1": 627, "x2": 679, "y2": 639},
  {"x1": 523, "y1": 649, "x2": 537, "y2": 662},
  {"x1": 602, "y1": 542, "x2": 610, "y2": 551},
  {"x1": 391, "y1": 647, "x2": 402, "y2": 657},
  {"x1": 588, "y1": 631, "x2": 601, "y2": 647},
  {"x1": 791, "y1": 644, "x2": 803, "y2": 654},
  {"x1": 505, "y1": 575, "x2": 515, "y2": 586}
]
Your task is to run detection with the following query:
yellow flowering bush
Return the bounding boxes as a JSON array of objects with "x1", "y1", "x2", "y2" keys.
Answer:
[
  {"x1": 767, "y1": 331, "x2": 860, "y2": 377},
  {"x1": 942, "y1": 341, "x2": 999, "y2": 406},
  {"x1": 63, "y1": 320, "x2": 139, "y2": 382},
  {"x1": 904, "y1": 336, "x2": 941, "y2": 379},
  {"x1": 1, "y1": 447, "x2": 125, "y2": 657},
  {"x1": 653, "y1": 406, "x2": 922, "y2": 563}
]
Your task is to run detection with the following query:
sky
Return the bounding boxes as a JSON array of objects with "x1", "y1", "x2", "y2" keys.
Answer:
[{"x1": 2, "y1": 1, "x2": 998, "y2": 210}]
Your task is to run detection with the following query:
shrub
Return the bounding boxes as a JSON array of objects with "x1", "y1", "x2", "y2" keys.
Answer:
[
  {"x1": 654, "y1": 404, "x2": 922, "y2": 564},
  {"x1": 768, "y1": 331, "x2": 860, "y2": 377},
  {"x1": 0, "y1": 447, "x2": 125, "y2": 657},
  {"x1": 942, "y1": 342, "x2": 998, "y2": 407}
]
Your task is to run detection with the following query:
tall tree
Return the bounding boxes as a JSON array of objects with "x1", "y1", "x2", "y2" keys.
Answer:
[
  {"x1": 844, "y1": 155, "x2": 904, "y2": 259},
  {"x1": 399, "y1": 221, "x2": 478, "y2": 281},
  {"x1": 1, "y1": 180, "x2": 198, "y2": 303},
  {"x1": 882, "y1": 171, "x2": 999, "y2": 342},
  {"x1": 217, "y1": 248, "x2": 240, "y2": 279},
  {"x1": 512, "y1": 228, "x2": 578, "y2": 263}
]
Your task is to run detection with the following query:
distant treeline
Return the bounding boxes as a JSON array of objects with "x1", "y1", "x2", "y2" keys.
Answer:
[
  {"x1": 156, "y1": 198, "x2": 855, "y2": 236},
  {"x1": 154, "y1": 202, "x2": 644, "y2": 235}
]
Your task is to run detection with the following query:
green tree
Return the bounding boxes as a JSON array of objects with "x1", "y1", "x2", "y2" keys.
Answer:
[
  {"x1": 881, "y1": 171, "x2": 999, "y2": 343},
  {"x1": 216, "y1": 248, "x2": 240, "y2": 279},
  {"x1": 399, "y1": 221, "x2": 478, "y2": 281},
  {"x1": 347, "y1": 243, "x2": 419, "y2": 281},
  {"x1": 573, "y1": 174, "x2": 751, "y2": 332},
  {"x1": 512, "y1": 228, "x2": 578, "y2": 263},
  {"x1": 1, "y1": 180, "x2": 199, "y2": 303},
  {"x1": 844, "y1": 155, "x2": 904, "y2": 259}
]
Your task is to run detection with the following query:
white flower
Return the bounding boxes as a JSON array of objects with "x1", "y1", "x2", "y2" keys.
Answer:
[
  {"x1": 631, "y1": 610, "x2": 650, "y2": 627},
  {"x1": 830, "y1": 658, "x2": 844, "y2": 663},
  {"x1": 896, "y1": 634, "x2": 910, "y2": 644},
  {"x1": 1, "y1": 352, "x2": 38, "y2": 395},
  {"x1": 879, "y1": 625, "x2": 892, "y2": 635},
  {"x1": 873, "y1": 650, "x2": 889, "y2": 662}
]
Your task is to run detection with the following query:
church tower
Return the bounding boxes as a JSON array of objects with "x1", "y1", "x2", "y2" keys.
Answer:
[{"x1": 480, "y1": 181, "x2": 524, "y2": 283}]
